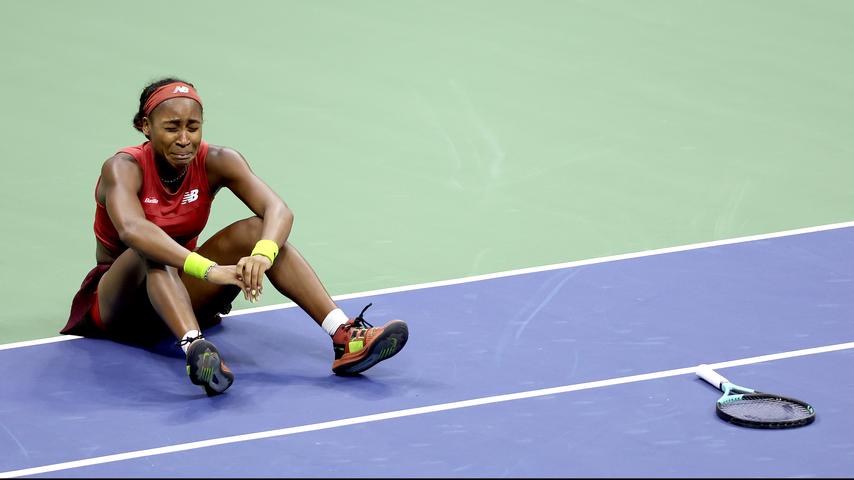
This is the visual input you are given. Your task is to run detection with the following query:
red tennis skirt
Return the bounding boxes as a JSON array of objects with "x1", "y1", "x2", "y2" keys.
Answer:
[{"x1": 61, "y1": 264, "x2": 232, "y2": 344}]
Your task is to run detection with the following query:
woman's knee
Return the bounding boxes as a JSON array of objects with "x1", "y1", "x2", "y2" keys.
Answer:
[
  {"x1": 224, "y1": 216, "x2": 264, "y2": 251},
  {"x1": 197, "y1": 216, "x2": 264, "y2": 263},
  {"x1": 237, "y1": 216, "x2": 264, "y2": 238}
]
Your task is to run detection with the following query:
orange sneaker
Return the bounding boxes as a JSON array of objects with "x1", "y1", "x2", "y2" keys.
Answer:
[{"x1": 331, "y1": 303, "x2": 409, "y2": 375}]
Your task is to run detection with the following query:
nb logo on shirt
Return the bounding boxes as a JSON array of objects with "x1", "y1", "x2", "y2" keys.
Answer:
[
  {"x1": 182, "y1": 189, "x2": 199, "y2": 205},
  {"x1": 173, "y1": 86, "x2": 190, "y2": 94}
]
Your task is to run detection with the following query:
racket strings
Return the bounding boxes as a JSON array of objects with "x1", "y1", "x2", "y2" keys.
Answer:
[{"x1": 720, "y1": 396, "x2": 813, "y2": 422}]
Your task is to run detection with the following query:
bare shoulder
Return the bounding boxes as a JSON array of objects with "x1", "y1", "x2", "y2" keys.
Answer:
[
  {"x1": 206, "y1": 144, "x2": 249, "y2": 166},
  {"x1": 205, "y1": 144, "x2": 253, "y2": 185},
  {"x1": 101, "y1": 152, "x2": 142, "y2": 180},
  {"x1": 97, "y1": 152, "x2": 142, "y2": 201}
]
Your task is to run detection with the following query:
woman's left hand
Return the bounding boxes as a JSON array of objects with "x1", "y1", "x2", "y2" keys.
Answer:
[{"x1": 236, "y1": 254, "x2": 273, "y2": 302}]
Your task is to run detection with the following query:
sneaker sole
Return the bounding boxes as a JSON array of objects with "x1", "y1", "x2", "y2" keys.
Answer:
[
  {"x1": 187, "y1": 342, "x2": 234, "y2": 396},
  {"x1": 333, "y1": 320, "x2": 409, "y2": 376}
]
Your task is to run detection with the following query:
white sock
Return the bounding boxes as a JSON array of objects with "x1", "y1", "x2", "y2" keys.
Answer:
[
  {"x1": 321, "y1": 308, "x2": 349, "y2": 336},
  {"x1": 180, "y1": 329, "x2": 202, "y2": 354}
]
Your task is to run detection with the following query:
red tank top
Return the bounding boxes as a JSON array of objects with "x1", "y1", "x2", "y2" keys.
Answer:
[{"x1": 93, "y1": 141, "x2": 213, "y2": 256}]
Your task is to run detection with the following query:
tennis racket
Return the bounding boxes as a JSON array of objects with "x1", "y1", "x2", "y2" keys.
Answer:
[{"x1": 695, "y1": 364, "x2": 815, "y2": 429}]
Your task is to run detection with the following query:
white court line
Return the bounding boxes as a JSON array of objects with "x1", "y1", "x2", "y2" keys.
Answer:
[
  {"x1": 3, "y1": 340, "x2": 853, "y2": 478},
  {"x1": 0, "y1": 335, "x2": 82, "y2": 351},
  {"x1": 3, "y1": 219, "x2": 854, "y2": 352}
]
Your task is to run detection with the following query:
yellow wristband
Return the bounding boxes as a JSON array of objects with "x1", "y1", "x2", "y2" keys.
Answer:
[
  {"x1": 184, "y1": 252, "x2": 216, "y2": 280},
  {"x1": 251, "y1": 239, "x2": 279, "y2": 264}
]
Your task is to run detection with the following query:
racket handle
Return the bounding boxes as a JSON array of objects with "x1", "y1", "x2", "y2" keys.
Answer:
[{"x1": 696, "y1": 364, "x2": 729, "y2": 390}]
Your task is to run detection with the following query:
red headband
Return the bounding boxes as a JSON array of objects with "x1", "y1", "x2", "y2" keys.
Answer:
[{"x1": 143, "y1": 82, "x2": 203, "y2": 116}]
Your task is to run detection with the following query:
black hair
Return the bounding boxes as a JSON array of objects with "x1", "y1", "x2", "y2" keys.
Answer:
[{"x1": 132, "y1": 77, "x2": 198, "y2": 133}]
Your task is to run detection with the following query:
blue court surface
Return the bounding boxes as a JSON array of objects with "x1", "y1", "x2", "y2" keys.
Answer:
[{"x1": 2, "y1": 225, "x2": 854, "y2": 477}]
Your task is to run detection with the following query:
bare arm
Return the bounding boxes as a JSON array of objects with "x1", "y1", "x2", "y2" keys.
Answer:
[
  {"x1": 100, "y1": 153, "x2": 244, "y2": 287},
  {"x1": 101, "y1": 153, "x2": 193, "y2": 267},
  {"x1": 206, "y1": 146, "x2": 295, "y2": 295},
  {"x1": 207, "y1": 146, "x2": 294, "y2": 245}
]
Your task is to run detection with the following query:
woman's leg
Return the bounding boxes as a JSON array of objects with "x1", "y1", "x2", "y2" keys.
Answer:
[
  {"x1": 96, "y1": 248, "x2": 200, "y2": 339},
  {"x1": 95, "y1": 217, "x2": 337, "y2": 337},
  {"x1": 97, "y1": 216, "x2": 405, "y2": 383},
  {"x1": 186, "y1": 216, "x2": 409, "y2": 376},
  {"x1": 182, "y1": 216, "x2": 338, "y2": 324},
  {"x1": 96, "y1": 244, "x2": 232, "y2": 396}
]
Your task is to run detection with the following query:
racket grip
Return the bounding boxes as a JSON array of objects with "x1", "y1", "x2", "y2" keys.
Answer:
[{"x1": 696, "y1": 364, "x2": 729, "y2": 389}]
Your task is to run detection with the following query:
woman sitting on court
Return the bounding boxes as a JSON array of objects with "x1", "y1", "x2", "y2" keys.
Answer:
[{"x1": 61, "y1": 78, "x2": 409, "y2": 395}]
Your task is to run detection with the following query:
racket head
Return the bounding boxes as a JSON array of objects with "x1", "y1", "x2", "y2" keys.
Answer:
[{"x1": 716, "y1": 391, "x2": 816, "y2": 429}]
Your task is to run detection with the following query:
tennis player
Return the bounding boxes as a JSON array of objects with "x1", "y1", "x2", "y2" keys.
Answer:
[{"x1": 61, "y1": 78, "x2": 409, "y2": 395}]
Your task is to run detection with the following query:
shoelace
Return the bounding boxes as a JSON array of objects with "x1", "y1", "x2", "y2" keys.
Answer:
[
  {"x1": 347, "y1": 303, "x2": 375, "y2": 331},
  {"x1": 175, "y1": 332, "x2": 205, "y2": 349}
]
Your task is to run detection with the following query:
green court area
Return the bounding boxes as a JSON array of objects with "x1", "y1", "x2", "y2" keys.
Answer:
[{"x1": 1, "y1": 0, "x2": 853, "y2": 343}]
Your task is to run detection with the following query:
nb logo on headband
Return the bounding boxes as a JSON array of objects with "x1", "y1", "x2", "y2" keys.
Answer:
[{"x1": 173, "y1": 86, "x2": 190, "y2": 94}]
